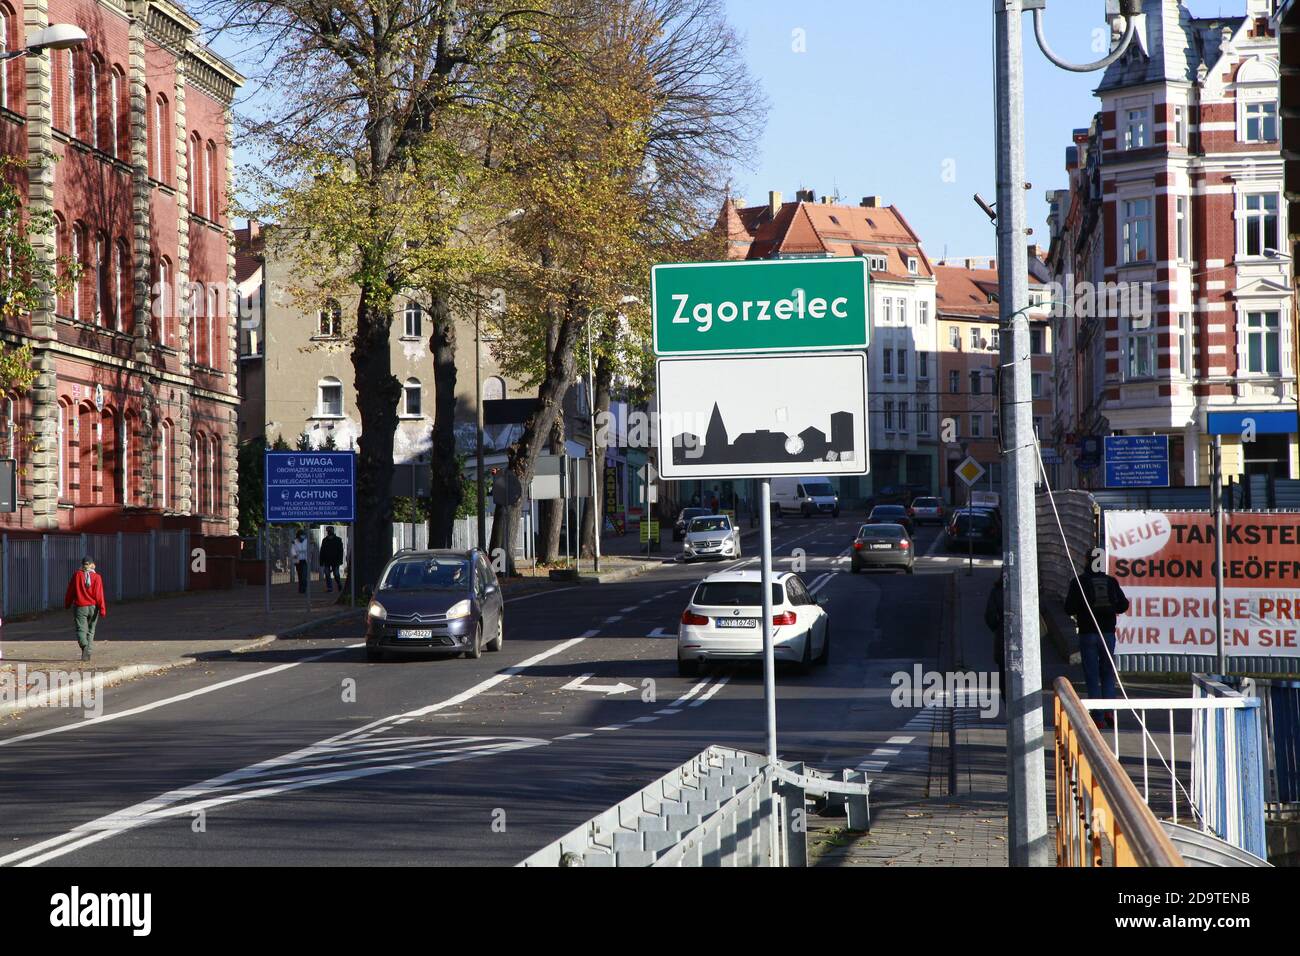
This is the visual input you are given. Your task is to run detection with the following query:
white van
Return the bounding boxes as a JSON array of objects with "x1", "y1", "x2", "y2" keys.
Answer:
[{"x1": 771, "y1": 477, "x2": 839, "y2": 518}]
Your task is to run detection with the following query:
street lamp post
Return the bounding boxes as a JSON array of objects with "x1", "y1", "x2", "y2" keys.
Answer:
[
  {"x1": 995, "y1": 0, "x2": 1139, "y2": 868},
  {"x1": 0, "y1": 24, "x2": 88, "y2": 61}
]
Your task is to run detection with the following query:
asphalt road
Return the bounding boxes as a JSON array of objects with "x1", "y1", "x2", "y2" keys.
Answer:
[{"x1": 0, "y1": 514, "x2": 1000, "y2": 866}]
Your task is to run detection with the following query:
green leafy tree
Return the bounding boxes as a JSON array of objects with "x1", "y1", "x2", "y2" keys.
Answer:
[{"x1": 237, "y1": 437, "x2": 268, "y2": 535}]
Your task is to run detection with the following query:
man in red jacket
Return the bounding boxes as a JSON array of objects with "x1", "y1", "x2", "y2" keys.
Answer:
[{"x1": 65, "y1": 556, "x2": 108, "y2": 662}]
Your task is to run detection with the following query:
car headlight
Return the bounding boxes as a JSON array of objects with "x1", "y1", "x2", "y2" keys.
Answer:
[
  {"x1": 368, "y1": 602, "x2": 387, "y2": 620},
  {"x1": 445, "y1": 599, "x2": 473, "y2": 620}
]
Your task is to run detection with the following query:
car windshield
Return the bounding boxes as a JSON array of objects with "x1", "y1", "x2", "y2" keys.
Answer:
[
  {"x1": 689, "y1": 517, "x2": 730, "y2": 533},
  {"x1": 803, "y1": 481, "x2": 834, "y2": 497},
  {"x1": 871, "y1": 506, "x2": 906, "y2": 517},
  {"x1": 858, "y1": 524, "x2": 906, "y2": 539},
  {"x1": 680, "y1": 508, "x2": 709, "y2": 521},
  {"x1": 913, "y1": 498, "x2": 940, "y2": 508},
  {"x1": 693, "y1": 581, "x2": 785, "y2": 607},
  {"x1": 379, "y1": 557, "x2": 472, "y2": 591}
]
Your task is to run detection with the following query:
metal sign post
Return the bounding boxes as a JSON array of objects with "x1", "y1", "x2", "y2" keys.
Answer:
[{"x1": 760, "y1": 478, "x2": 777, "y2": 764}]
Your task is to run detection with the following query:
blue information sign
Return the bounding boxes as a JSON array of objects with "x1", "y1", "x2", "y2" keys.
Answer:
[
  {"x1": 1103, "y1": 435, "x2": 1169, "y2": 489},
  {"x1": 265, "y1": 451, "x2": 356, "y2": 523}
]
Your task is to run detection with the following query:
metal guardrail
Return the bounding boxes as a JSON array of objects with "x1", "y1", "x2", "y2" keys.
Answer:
[
  {"x1": 518, "y1": 746, "x2": 869, "y2": 867},
  {"x1": 1053, "y1": 677, "x2": 1185, "y2": 867},
  {"x1": 1189, "y1": 676, "x2": 1268, "y2": 857}
]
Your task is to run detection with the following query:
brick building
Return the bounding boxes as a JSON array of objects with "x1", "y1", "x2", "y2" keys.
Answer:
[
  {"x1": 719, "y1": 190, "x2": 940, "y2": 502},
  {"x1": 933, "y1": 258, "x2": 1053, "y2": 503},
  {"x1": 1046, "y1": 0, "x2": 1296, "y2": 488},
  {"x1": 0, "y1": 0, "x2": 241, "y2": 534}
]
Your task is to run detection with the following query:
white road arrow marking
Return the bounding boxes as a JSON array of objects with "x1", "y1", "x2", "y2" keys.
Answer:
[{"x1": 562, "y1": 673, "x2": 636, "y2": 696}]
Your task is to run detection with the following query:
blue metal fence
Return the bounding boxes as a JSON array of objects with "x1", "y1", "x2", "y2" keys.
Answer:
[
  {"x1": 1241, "y1": 678, "x2": 1300, "y2": 810},
  {"x1": 1192, "y1": 676, "x2": 1268, "y2": 860}
]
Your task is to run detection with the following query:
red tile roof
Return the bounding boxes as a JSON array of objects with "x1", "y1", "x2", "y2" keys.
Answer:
[
  {"x1": 720, "y1": 197, "x2": 931, "y2": 279},
  {"x1": 934, "y1": 261, "x2": 1045, "y2": 319}
]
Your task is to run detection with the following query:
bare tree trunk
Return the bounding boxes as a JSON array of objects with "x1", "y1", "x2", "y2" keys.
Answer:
[
  {"x1": 426, "y1": 291, "x2": 459, "y2": 548},
  {"x1": 352, "y1": 285, "x2": 401, "y2": 592},
  {"x1": 580, "y1": 352, "x2": 612, "y2": 558},
  {"x1": 538, "y1": 413, "x2": 566, "y2": 562}
]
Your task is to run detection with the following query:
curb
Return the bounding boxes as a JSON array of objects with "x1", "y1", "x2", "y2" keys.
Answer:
[
  {"x1": 0, "y1": 609, "x2": 365, "y2": 719},
  {"x1": 577, "y1": 559, "x2": 666, "y2": 585}
]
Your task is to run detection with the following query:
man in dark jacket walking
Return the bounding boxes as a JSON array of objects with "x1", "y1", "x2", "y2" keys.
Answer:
[
  {"x1": 65, "y1": 557, "x2": 108, "y2": 662},
  {"x1": 1064, "y1": 564, "x2": 1131, "y2": 712},
  {"x1": 984, "y1": 578, "x2": 1007, "y2": 701},
  {"x1": 319, "y1": 526, "x2": 344, "y2": 593}
]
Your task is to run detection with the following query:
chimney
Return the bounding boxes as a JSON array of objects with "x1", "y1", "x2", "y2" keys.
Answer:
[
  {"x1": 860, "y1": 196, "x2": 883, "y2": 208},
  {"x1": 768, "y1": 190, "x2": 782, "y2": 217},
  {"x1": 989, "y1": 258, "x2": 997, "y2": 271},
  {"x1": 247, "y1": 219, "x2": 261, "y2": 242},
  {"x1": 795, "y1": 188, "x2": 816, "y2": 203}
]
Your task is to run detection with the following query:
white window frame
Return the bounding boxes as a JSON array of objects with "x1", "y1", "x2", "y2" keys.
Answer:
[
  {"x1": 882, "y1": 346, "x2": 892, "y2": 377},
  {"x1": 403, "y1": 300, "x2": 421, "y2": 338},
  {"x1": 1173, "y1": 104, "x2": 1188, "y2": 147},
  {"x1": 109, "y1": 70, "x2": 119, "y2": 159},
  {"x1": 1241, "y1": 192, "x2": 1281, "y2": 259},
  {"x1": 67, "y1": 49, "x2": 77, "y2": 138},
  {"x1": 1176, "y1": 195, "x2": 1191, "y2": 263},
  {"x1": 919, "y1": 301, "x2": 929, "y2": 326},
  {"x1": 907, "y1": 256, "x2": 918, "y2": 275},
  {"x1": 154, "y1": 97, "x2": 164, "y2": 180},
  {"x1": 1123, "y1": 104, "x2": 1148, "y2": 150},
  {"x1": 88, "y1": 58, "x2": 99, "y2": 150},
  {"x1": 948, "y1": 370, "x2": 959, "y2": 394},
  {"x1": 1241, "y1": 309, "x2": 1282, "y2": 377},
  {"x1": 317, "y1": 378, "x2": 344, "y2": 418},
  {"x1": 917, "y1": 401, "x2": 930, "y2": 436},
  {"x1": 70, "y1": 228, "x2": 81, "y2": 321},
  {"x1": 883, "y1": 400, "x2": 894, "y2": 432},
  {"x1": 120, "y1": 418, "x2": 130, "y2": 506},
  {"x1": 949, "y1": 326, "x2": 959, "y2": 349},
  {"x1": 898, "y1": 400, "x2": 909, "y2": 434},
  {"x1": 57, "y1": 404, "x2": 65, "y2": 497},
  {"x1": 917, "y1": 350, "x2": 929, "y2": 380},
  {"x1": 1242, "y1": 100, "x2": 1278, "y2": 144},
  {"x1": 896, "y1": 348, "x2": 907, "y2": 378},
  {"x1": 402, "y1": 378, "x2": 422, "y2": 417},
  {"x1": 158, "y1": 423, "x2": 169, "y2": 511},
  {"x1": 1125, "y1": 315, "x2": 1156, "y2": 380},
  {"x1": 0, "y1": 10, "x2": 7, "y2": 109},
  {"x1": 1122, "y1": 198, "x2": 1153, "y2": 265},
  {"x1": 1176, "y1": 312, "x2": 1193, "y2": 379},
  {"x1": 113, "y1": 242, "x2": 124, "y2": 330},
  {"x1": 970, "y1": 414, "x2": 983, "y2": 439}
]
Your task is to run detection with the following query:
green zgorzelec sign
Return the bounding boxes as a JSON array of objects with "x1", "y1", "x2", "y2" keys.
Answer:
[{"x1": 652, "y1": 257, "x2": 870, "y2": 356}]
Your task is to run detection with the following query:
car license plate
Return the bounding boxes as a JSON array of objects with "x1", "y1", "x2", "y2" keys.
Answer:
[
  {"x1": 397, "y1": 629, "x2": 434, "y2": 640},
  {"x1": 870, "y1": 543, "x2": 892, "y2": 550},
  {"x1": 716, "y1": 618, "x2": 758, "y2": 628}
]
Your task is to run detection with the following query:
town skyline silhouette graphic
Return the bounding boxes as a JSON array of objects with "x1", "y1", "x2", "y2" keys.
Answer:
[{"x1": 672, "y1": 403, "x2": 856, "y2": 466}]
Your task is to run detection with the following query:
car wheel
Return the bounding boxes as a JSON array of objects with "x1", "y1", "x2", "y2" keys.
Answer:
[
  {"x1": 815, "y1": 623, "x2": 830, "y2": 666},
  {"x1": 795, "y1": 631, "x2": 813, "y2": 675},
  {"x1": 487, "y1": 613, "x2": 504, "y2": 651},
  {"x1": 365, "y1": 647, "x2": 383, "y2": 663},
  {"x1": 465, "y1": 623, "x2": 483, "y2": 660},
  {"x1": 802, "y1": 504, "x2": 812, "y2": 518},
  {"x1": 677, "y1": 657, "x2": 699, "y2": 677}
]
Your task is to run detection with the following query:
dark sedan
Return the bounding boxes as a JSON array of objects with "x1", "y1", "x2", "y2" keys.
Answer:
[
  {"x1": 850, "y1": 523, "x2": 914, "y2": 574},
  {"x1": 674, "y1": 507, "x2": 712, "y2": 541},
  {"x1": 866, "y1": 504, "x2": 914, "y2": 535},
  {"x1": 945, "y1": 510, "x2": 1001, "y2": 553},
  {"x1": 365, "y1": 550, "x2": 504, "y2": 661}
]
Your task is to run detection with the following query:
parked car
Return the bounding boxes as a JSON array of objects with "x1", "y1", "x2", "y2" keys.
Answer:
[
  {"x1": 866, "y1": 504, "x2": 914, "y2": 535},
  {"x1": 674, "y1": 507, "x2": 711, "y2": 541},
  {"x1": 365, "y1": 550, "x2": 504, "y2": 661},
  {"x1": 770, "y1": 477, "x2": 840, "y2": 518},
  {"x1": 908, "y1": 496, "x2": 945, "y2": 526},
  {"x1": 945, "y1": 509, "x2": 1002, "y2": 553},
  {"x1": 850, "y1": 523, "x2": 914, "y2": 574},
  {"x1": 677, "y1": 569, "x2": 829, "y2": 676},
  {"x1": 867, "y1": 484, "x2": 929, "y2": 509},
  {"x1": 682, "y1": 514, "x2": 742, "y2": 561}
]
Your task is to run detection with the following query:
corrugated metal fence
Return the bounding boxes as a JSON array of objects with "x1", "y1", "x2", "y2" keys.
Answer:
[{"x1": 0, "y1": 530, "x2": 190, "y2": 618}]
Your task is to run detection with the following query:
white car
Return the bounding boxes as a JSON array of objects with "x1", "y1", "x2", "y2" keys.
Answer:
[
  {"x1": 676, "y1": 569, "x2": 829, "y2": 676},
  {"x1": 682, "y1": 514, "x2": 742, "y2": 561},
  {"x1": 770, "y1": 477, "x2": 840, "y2": 518}
]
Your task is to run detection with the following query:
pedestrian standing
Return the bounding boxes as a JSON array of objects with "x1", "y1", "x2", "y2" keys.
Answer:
[
  {"x1": 984, "y1": 577, "x2": 1007, "y2": 702},
  {"x1": 319, "y1": 526, "x2": 344, "y2": 593},
  {"x1": 64, "y1": 557, "x2": 108, "y2": 663},
  {"x1": 291, "y1": 530, "x2": 311, "y2": 594},
  {"x1": 1064, "y1": 562, "x2": 1131, "y2": 725}
]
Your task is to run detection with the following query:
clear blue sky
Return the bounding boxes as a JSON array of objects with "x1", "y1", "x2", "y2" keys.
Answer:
[{"x1": 723, "y1": 0, "x2": 1241, "y2": 261}]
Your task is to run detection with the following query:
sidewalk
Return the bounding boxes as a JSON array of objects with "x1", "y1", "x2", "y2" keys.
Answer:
[
  {"x1": 809, "y1": 566, "x2": 1073, "y2": 866},
  {"x1": 0, "y1": 582, "x2": 360, "y2": 716}
]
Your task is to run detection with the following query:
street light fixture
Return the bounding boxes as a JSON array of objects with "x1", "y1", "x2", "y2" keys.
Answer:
[{"x1": 0, "y1": 24, "x2": 89, "y2": 60}]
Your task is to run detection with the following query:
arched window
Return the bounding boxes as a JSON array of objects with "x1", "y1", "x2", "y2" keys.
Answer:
[
  {"x1": 88, "y1": 55, "x2": 101, "y2": 150},
  {"x1": 317, "y1": 377, "x2": 343, "y2": 417},
  {"x1": 205, "y1": 140, "x2": 217, "y2": 219},
  {"x1": 483, "y1": 376, "x2": 506, "y2": 402},
  {"x1": 402, "y1": 378, "x2": 422, "y2": 416},
  {"x1": 121, "y1": 412, "x2": 134, "y2": 506},
  {"x1": 76, "y1": 402, "x2": 97, "y2": 505},
  {"x1": 56, "y1": 401, "x2": 67, "y2": 498},
  {"x1": 187, "y1": 133, "x2": 199, "y2": 212},
  {"x1": 153, "y1": 95, "x2": 170, "y2": 182},
  {"x1": 210, "y1": 436, "x2": 221, "y2": 515},
  {"x1": 94, "y1": 231, "x2": 107, "y2": 324},
  {"x1": 113, "y1": 239, "x2": 128, "y2": 331},
  {"x1": 207, "y1": 285, "x2": 220, "y2": 367},
  {"x1": 156, "y1": 256, "x2": 171, "y2": 345},
  {"x1": 157, "y1": 420, "x2": 171, "y2": 510},
  {"x1": 192, "y1": 431, "x2": 205, "y2": 513},
  {"x1": 70, "y1": 223, "x2": 83, "y2": 321},
  {"x1": 66, "y1": 49, "x2": 78, "y2": 138},
  {"x1": 53, "y1": 215, "x2": 68, "y2": 315},
  {"x1": 100, "y1": 407, "x2": 118, "y2": 505},
  {"x1": 111, "y1": 67, "x2": 126, "y2": 159},
  {"x1": 0, "y1": 6, "x2": 10, "y2": 111}
]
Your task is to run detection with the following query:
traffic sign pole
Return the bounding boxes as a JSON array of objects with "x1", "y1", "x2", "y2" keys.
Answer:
[{"x1": 760, "y1": 478, "x2": 777, "y2": 765}]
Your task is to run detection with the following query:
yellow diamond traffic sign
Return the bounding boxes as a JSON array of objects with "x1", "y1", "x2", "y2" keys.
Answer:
[{"x1": 956, "y1": 456, "x2": 986, "y2": 487}]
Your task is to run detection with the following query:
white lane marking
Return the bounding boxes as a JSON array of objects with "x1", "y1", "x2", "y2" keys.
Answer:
[
  {"x1": 507, "y1": 586, "x2": 579, "y2": 603},
  {"x1": 557, "y1": 732, "x2": 592, "y2": 741},
  {"x1": 629, "y1": 716, "x2": 658, "y2": 723},
  {"x1": 871, "y1": 747, "x2": 901, "y2": 757},
  {"x1": 689, "y1": 676, "x2": 730, "y2": 707},
  {"x1": 0, "y1": 643, "x2": 364, "y2": 750},
  {"x1": 1, "y1": 736, "x2": 544, "y2": 868},
  {"x1": 655, "y1": 708, "x2": 681, "y2": 716},
  {"x1": 595, "y1": 724, "x2": 629, "y2": 732},
  {"x1": 578, "y1": 629, "x2": 600, "y2": 639},
  {"x1": 856, "y1": 760, "x2": 888, "y2": 773},
  {"x1": 603, "y1": 616, "x2": 623, "y2": 624},
  {"x1": 671, "y1": 678, "x2": 713, "y2": 707},
  {"x1": 887, "y1": 735, "x2": 916, "y2": 746},
  {"x1": 646, "y1": 627, "x2": 675, "y2": 639},
  {"x1": 619, "y1": 606, "x2": 637, "y2": 613},
  {"x1": 561, "y1": 674, "x2": 635, "y2": 696}
]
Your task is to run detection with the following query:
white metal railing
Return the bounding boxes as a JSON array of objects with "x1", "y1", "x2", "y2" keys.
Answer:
[{"x1": 1081, "y1": 685, "x2": 1267, "y2": 859}]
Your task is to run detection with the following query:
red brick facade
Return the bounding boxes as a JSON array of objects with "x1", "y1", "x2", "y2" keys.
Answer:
[{"x1": 0, "y1": 0, "x2": 241, "y2": 534}]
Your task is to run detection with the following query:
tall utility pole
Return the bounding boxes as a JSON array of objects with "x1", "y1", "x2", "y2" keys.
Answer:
[
  {"x1": 998, "y1": 0, "x2": 1141, "y2": 867},
  {"x1": 993, "y1": 0, "x2": 1048, "y2": 867}
]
